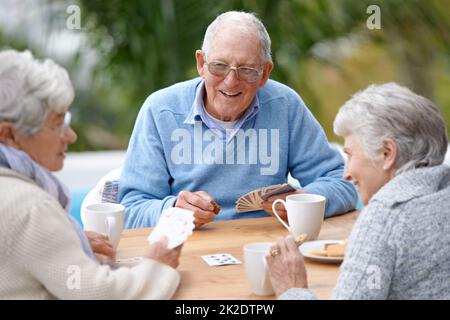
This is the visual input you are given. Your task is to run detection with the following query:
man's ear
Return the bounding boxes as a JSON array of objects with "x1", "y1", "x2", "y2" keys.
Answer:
[
  {"x1": 381, "y1": 138, "x2": 397, "y2": 171},
  {"x1": 195, "y1": 50, "x2": 206, "y2": 78},
  {"x1": 0, "y1": 122, "x2": 20, "y2": 148},
  {"x1": 258, "y1": 62, "x2": 273, "y2": 88}
]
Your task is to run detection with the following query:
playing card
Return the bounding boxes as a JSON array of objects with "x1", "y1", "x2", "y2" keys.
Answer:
[
  {"x1": 201, "y1": 253, "x2": 242, "y2": 266},
  {"x1": 235, "y1": 183, "x2": 298, "y2": 213},
  {"x1": 260, "y1": 183, "x2": 297, "y2": 201},
  {"x1": 147, "y1": 207, "x2": 195, "y2": 249}
]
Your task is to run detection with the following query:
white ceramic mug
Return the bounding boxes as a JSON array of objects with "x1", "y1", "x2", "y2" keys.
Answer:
[
  {"x1": 243, "y1": 242, "x2": 275, "y2": 296},
  {"x1": 83, "y1": 203, "x2": 125, "y2": 250},
  {"x1": 272, "y1": 194, "x2": 326, "y2": 240}
]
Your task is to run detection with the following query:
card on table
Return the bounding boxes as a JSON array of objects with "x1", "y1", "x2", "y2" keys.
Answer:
[{"x1": 201, "y1": 253, "x2": 242, "y2": 266}]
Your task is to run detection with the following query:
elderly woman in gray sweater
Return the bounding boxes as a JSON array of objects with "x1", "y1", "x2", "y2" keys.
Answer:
[{"x1": 266, "y1": 83, "x2": 450, "y2": 299}]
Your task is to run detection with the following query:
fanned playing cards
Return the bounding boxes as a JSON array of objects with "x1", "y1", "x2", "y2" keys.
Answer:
[
  {"x1": 147, "y1": 207, "x2": 195, "y2": 249},
  {"x1": 235, "y1": 183, "x2": 298, "y2": 213}
]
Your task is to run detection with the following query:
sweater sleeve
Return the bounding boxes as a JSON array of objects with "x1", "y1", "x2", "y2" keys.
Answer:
[
  {"x1": 287, "y1": 92, "x2": 358, "y2": 217},
  {"x1": 330, "y1": 201, "x2": 396, "y2": 299},
  {"x1": 279, "y1": 288, "x2": 317, "y2": 300},
  {"x1": 11, "y1": 197, "x2": 180, "y2": 299},
  {"x1": 118, "y1": 98, "x2": 177, "y2": 228},
  {"x1": 278, "y1": 201, "x2": 396, "y2": 300}
]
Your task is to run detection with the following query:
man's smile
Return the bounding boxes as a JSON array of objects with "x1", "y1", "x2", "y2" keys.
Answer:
[{"x1": 219, "y1": 90, "x2": 242, "y2": 98}]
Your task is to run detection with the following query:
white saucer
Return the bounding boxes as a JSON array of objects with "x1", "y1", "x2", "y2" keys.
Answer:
[{"x1": 299, "y1": 240, "x2": 345, "y2": 264}]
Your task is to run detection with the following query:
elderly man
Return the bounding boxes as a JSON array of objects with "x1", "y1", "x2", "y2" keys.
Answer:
[{"x1": 119, "y1": 11, "x2": 358, "y2": 228}]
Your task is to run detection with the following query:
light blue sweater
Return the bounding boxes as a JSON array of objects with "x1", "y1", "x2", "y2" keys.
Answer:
[{"x1": 118, "y1": 78, "x2": 358, "y2": 228}]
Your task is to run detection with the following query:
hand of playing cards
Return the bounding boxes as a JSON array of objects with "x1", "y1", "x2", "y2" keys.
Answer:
[
  {"x1": 147, "y1": 207, "x2": 195, "y2": 249},
  {"x1": 235, "y1": 183, "x2": 298, "y2": 213}
]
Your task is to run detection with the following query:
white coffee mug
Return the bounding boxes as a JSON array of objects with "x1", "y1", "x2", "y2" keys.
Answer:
[
  {"x1": 83, "y1": 203, "x2": 125, "y2": 250},
  {"x1": 272, "y1": 194, "x2": 325, "y2": 241},
  {"x1": 243, "y1": 242, "x2": 275, "y2": 296}
]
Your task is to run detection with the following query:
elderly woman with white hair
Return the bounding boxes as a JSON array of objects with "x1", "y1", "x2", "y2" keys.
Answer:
[
  {"x1": 0, "y1": 50, "x2": 182, "y2": 299},
  {"x1": 266, "y1": 82, "x2": 450, "y2": 299}
]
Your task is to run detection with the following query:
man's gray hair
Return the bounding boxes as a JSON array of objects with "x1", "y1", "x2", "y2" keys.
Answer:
[
  {"x1": 334, "y1": 82, "x2": 448, "y2": 174},
  {"x1": 0, "y1": 50, "x2": 74, "y2": 136},
  {"x1": 201, "y1": 11, "x2": 272, "y2": 64}
]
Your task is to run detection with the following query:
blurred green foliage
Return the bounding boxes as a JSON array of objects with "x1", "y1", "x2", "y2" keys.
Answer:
[{"x1": 2, "y1": 0, "x2": 450, "y2": 150}]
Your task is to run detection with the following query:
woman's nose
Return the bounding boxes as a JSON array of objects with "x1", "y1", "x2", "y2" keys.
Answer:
[
  {"x1": 343, "y1": 166, "x2": 352, "y2": 181},
  {"x1": 63, "y1": 126, "x2": 77, "y2": 144}
]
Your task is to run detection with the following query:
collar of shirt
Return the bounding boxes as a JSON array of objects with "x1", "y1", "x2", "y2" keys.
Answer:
[{"x1": 184, "y1": 79, "x2": 260, "y2": 143}]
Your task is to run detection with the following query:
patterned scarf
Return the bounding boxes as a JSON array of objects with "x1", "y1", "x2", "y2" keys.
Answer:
[{"x1": 0, "y1": 143, "x2": 94, "y2": 258}]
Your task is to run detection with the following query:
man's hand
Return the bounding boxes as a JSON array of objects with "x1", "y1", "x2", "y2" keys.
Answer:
[
  {"x1": 175, "y1": 190, "x2": 217, "y2": 228},
  {"x1": 265, "y1": 235, "x2": 308, "y2": 297},
  {"x1": 145, "y1": 236, "x2": 183, "y2": 269},
  {"x1": 261, "y1": 190, "x2": 304, "y2": 222},
  {"x1": 85, "y1": 230, "x2": 116, "y2": 262}
]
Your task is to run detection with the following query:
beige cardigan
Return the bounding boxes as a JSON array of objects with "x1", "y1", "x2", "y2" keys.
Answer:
[{"x1": 0, "y1": 167, "x2": 180, "y2": 299}]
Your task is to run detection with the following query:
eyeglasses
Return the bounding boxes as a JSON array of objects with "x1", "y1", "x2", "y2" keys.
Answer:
[
  {"x1": 205, "y1": 60, "x2": 263, "y2": 83},
  {"x1": 44, "y1": 111, "x2": 72, "y2": 137}
]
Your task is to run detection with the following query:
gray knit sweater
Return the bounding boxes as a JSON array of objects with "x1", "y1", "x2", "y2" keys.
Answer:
[{"x1": 280, "y1": 164, "x2": 450, "y2": 300}]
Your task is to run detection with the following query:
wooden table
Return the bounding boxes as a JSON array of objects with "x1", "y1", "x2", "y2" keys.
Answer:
[{"x1": 117, "y1": 211, "x2": 359, "y2": 300}]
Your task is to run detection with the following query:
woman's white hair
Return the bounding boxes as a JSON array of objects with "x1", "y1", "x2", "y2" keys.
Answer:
[
  {"x1": 334, "y1": 82, "x2": 448, "y2": 174},
  {"x1": 0, "y1": 50, "x2": 74, "y2": 136},
  {"x1": 201, "y1": 11, "x2": 272, "y2": 64}
]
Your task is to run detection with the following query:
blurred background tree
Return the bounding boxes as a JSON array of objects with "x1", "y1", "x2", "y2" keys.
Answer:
[{"x1": 1, "y1": 0, "x2": 449, "y2": 150}]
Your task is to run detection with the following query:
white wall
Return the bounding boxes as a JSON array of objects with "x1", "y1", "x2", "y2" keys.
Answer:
[{"x1": 54, "y1": 150, "x2": 125, "y2": 191}]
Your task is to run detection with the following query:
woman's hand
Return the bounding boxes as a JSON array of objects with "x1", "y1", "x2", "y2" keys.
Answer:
[
  {"x1": 85, "y1": 230, "x2": 116, "y2": 262},
  {"x1": 145, "y1": 236, "x2": 183, "y2": 269},
  {"x1": 265, "y1": 235, "x2": 308, "y2": 297}
]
